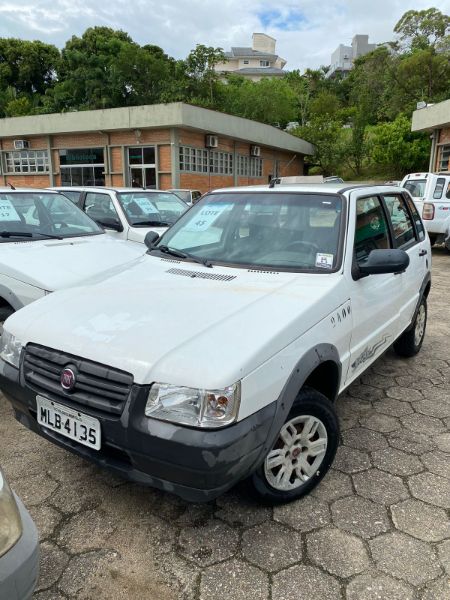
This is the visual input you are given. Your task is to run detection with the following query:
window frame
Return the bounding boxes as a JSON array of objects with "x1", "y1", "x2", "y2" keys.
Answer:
[
  {"x1": 3, "y1": 150, "x2": 50, "y2": 174},
  {"x1": 352, "y1": 194, "x2": 394, "y2": 267},
  {"x1": 379, "y1": 193, "x2": 418, "y2": 251}
]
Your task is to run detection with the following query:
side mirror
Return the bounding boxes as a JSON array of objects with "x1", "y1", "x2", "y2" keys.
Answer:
[
  {"x1": 357, "y1": 249, "x2": 410, "y2": 278},
  {"x1": 144, "y1": 231, "x2": 160, "y2": 249},
  {"x1": 96, "y1": 217, "x2": 124, "y2": 232}
]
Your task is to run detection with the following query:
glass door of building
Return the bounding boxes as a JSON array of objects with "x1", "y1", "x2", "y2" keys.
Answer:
[{"x1": 128, "y1": 147, "x2": 157, "y2": 188}]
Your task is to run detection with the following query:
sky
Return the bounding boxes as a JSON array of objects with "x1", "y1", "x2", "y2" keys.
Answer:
[{"x1": 0, "y1": 0, "x2": 449, "y2": 71}]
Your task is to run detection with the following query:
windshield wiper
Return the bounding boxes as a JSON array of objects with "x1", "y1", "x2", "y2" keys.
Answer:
[
  {"x1": 157, "y1": 245, "x2": 212, "y2": 268},
  {"x1": 0, "y1": 231, "x2": 63, "y2": 240},
  {"x1": 132, "y1": 220, "x2": 170, "y2": 227}
]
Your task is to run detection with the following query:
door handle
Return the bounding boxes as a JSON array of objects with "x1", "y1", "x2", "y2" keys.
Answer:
[{"x1": 419, "y1": 249, "x2": 427, "y2": 256}]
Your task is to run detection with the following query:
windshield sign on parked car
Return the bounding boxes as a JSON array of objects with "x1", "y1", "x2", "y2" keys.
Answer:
[
  {"x1": 0, "y1": 192, "x2": 103, "y2": 242},
  {"x1": 155, "y1": 192, "x2": 343, "y2": 272},
  {"x1": 117, "y1": 192, "x2": 186, "y2": 227},
  {"x1": 404, "y1": 180, "x2": 426, "y2": 198}
]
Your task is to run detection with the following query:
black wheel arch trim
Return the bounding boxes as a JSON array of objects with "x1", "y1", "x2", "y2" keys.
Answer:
[
  {"x1": 253, "y1": 343, "x2": 341, "y2": 470},
  {"x1": 405, "y1": 271, "x2": 431, "y2": 332}
]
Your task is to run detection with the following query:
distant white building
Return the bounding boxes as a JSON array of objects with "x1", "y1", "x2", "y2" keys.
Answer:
[
  {"x1": 326, "y1": 35, "x2": 377, "y2": 78},
  {"x1": 215, "y1": 33, "x2": 287, "y2": 82}
]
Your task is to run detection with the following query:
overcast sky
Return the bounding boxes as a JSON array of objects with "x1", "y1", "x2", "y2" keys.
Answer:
[{"x1": 0, "y1": 0, "x2": 449, "y2": 70}]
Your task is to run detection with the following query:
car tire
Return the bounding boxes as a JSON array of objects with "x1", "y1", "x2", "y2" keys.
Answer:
[
  {"x1": 428, "y1": 234, "x2": 437, "y2": 246},
  {"x1": 393, "y1": 297, "x2": 427, "y2": 358},
  {"x1": 249, "y1": 388, "x2": 339, "y2": 505},
  {"x1": 0, "y1": 306, "x2": 14, "y2": 335}
]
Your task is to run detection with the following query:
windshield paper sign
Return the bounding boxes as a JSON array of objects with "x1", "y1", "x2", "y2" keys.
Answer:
[
  {"x1": 0, "y1": 199, "x2": 21, "y2": 222},
  {"x1": 133, "y1": 197, "x2": 158, "y2": 214},
  {"x1": 184, "y1": 204, "x2": 232, "y2": 232}
]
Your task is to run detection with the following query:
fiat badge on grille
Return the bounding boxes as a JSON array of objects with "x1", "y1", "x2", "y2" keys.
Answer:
[{"x1": 61, "y1": 367, "x2": 76, "y2": 391}]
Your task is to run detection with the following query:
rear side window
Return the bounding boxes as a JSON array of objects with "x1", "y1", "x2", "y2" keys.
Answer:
[
  {"x1": 404, "y1": 179, "x2": 426, "y2": 198},
  {"x1": 354, "y1": 196, "x2": 391, "y2": 264},
  {"x1": 84, "y1": 192, "x2": 119, "y2": 221},
  {"x1": 433, "y1": 177, "x2": 445, "y2": 199},
  {"x1": 383, "y1": 194, "x2": 416, "y2": 248},
  {"x1": 405, "y1": 197, "x2": 426, "y2": 241}
]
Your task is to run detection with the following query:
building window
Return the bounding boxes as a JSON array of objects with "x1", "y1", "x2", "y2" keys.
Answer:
[
  {"x1": 179, "y1": 146, "x2": 233, "y2": 175},
  {"x1": 237, "y1": 155, "x2": 249, "y2": 176},
  {"x1": 59, "y1": 147, "x2": 104, "y2": 186},
  {"x1": 260, "y1": 60, "x2": 270, "y2": 67},
  {"x1": 249, "y1": 157, "x2": 263, "y2": 177},
  {"x1": 439, "y1": 144, "x2": 450, "y2": 171},
  {"x1": 243, "y1": 60, "x2": 249, "y2": 64},
  {"x1": 237, "y1": 155, "x2": 263, "y2": 177},
  {"x1": 4, "y1": 150, "x2": 49, "y2": 174}
]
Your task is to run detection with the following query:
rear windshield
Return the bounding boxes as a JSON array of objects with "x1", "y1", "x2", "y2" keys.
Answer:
[
  {"x1": 155, "y1": 192, "x2": 344, "y2": 273},
  {"x1": 0, "y1": 192, "x2": 102, "y2": 242},
  {"x1": 403, "y1": 180, "x2": 426, "y2": 198}
]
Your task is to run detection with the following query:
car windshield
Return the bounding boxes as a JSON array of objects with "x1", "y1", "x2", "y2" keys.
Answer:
[
  {"x1": 60, "y1": 190, "x2": 82, "y2": 203},
  {"x1": 404, "y1": 180, "x2": 426, "y2": 198},
  {"x1": 154, "y1": 192, "x2": 343, "y2": 272},
  {"x1": 117, "y1": 192, "x2": 186, "y2": 227},
  {"x1": 171, "y1": 190, "x2": 191, "y2": 203},
  {"x1": 0, "y1": 192, "x2": 103, "y2": 242}
]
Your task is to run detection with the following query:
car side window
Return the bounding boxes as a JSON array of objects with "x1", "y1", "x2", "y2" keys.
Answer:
[
  {"x1": 354, "y1": 196, "x2": 391, "y2": 264},
  {"x1": 405, "y1": 197, "x2": 426, "y2": 241},
  {"x1": 433, "y1": 177, "x2": 445, "y2": 199},
  {"x1": 382, "y1": 194, "x2": 416, "y2": 248},
  {"x1": 446, "y1": 182, "x2": 450, "y2": 199},
  {"x1": 84, "y1": 193, "x2": 118, "y2": 221}
]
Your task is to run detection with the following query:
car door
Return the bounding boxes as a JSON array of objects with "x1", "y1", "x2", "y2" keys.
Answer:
[
  {"x1": 83, "y1": 192, "x2": 126, "y2": 239},
  {"x1": 345, "y1": 193, "x2": 403, "y2": 384},
  {"x1": 381, "y1": 192, "x2": 428, "y2": 332}
]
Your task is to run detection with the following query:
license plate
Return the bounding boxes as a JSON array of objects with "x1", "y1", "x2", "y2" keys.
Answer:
[{"x1": 36, "y1": 396, "x2": 101, "y2": 450}]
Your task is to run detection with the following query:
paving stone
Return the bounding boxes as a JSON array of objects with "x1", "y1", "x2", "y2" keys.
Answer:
[
  {"x1": 421, "y1": 450, "x2": 450, "y2": 479},
  {"x1": 373, "y1": 398, "x2": 414, "y2": 417},
  {"x1": 348, "y1": 383, "x2": 384, "y2": 401},
  {"x1": 415, "y1": 398, "x2": 450, "y2": 419},
  {"x1": 57, "y1": 550, "x2": 117, "y2": 597},
  {"x1": 360, "y1": 413, "x2": 401, "y2": 433},
  {"x1": 57, "y1": 509, "x2": 116, "y2": 553},
  {"x1": 371, "y1": 448, "x2": 423, "y2": 477},
  {"x1": 420, "y1": 387, "x2": 450, "y2": 403},
  {"x1": 353, "y1": 468, "x2": 409, "y2": 505},
  {"x1": 391, "y1": 499, "x2": 450, "y2": 542},
  {"x1": 35, "y1": 542, "x2": 70, "y2": 592},
  {"x1": 386, "y1": 387, "x2": 423, "y2": 402},
  {"x1": 179, "y1": 520, "x2": 239, "y2": 566},
  {"x1": 337, "y1": 396, "x2": 374, "y2": 415},
  {"x1": 438, "y1": 540, "x2": 450, "y2": 574},
  {"x1": 46, "y1": 453, "x2": 97, "y2": 483},
  {"x1": 408, "y1": 472, "x2": 450, "y2": 508},
  {"x1": 310, "y1": 469, "x2": 353, "y2": 502},
  {"x1": 49, "y1": 479, "x2": 106, "y2": 514},
  {"x1": 361, "y1": 373, "x2": 394, "y2": 390},
  {"x1": 215, "y1": 490, "x2": 272, "y2": 527},
  {"x1": 307, "y1": 527, "x2": 370, "y2": 577},
  {"x1": 421, "y1": 576, "x2": 450, "y2": 600},
  {"x1": 176, "y1": 503, "x2": 216, "y2": 527},
  {"x1": 200, "y1": 559, "x2": 269, "y2": 600},
  {"x1": 274, "y1": 494, "x2": 330, "y2": 532},
  {"x1": 33, "y1": 592, "x2": 68, "y2": 600},
  {"x1": 158, "y1": 553, "x2": 199, "y2": 600},
  {"x1": 28, "y1": 504, "x2": 63, "y2": 542},
  {"x1": 342, "y1": 428, "x2": 388, "y2": 451},
  {"x1": 272, "y1": 565, "x2": 341, "y2": 600},
  {"x1": 9, "y1": 472, "x2": 59, "y2": 507},
  {"x1": 369, "y1": 532, "x2": 442, "y2": 586},
  {"x1": 333, "y1": 446, "x2": 371, "y2": 473},
  {"x1": 331, "y1": 496, "x2": 390, "y2": 539},
  {"x1": 242, "y1": 521, "x2": 302, "y2": 572},
  {"x1": 395, "y1": 376, "x2": 435, "y2": 391},
  {"x1": 400, "y1": 413, "x2": 446, "y2": 435},
  {"x1": 346, "y1": 570, "x2": 414, "y2": 600},
  {"x1": 388, "y1": 429, "x2": 437, "y2": 455},
  {"x1": 436, "y1": 432, "x2": 450, "y2": 453}
]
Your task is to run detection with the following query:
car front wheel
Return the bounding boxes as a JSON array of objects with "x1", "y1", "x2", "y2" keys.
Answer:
[
  {"x1": 250, "y1": 388, "x2": 339, "y2": 504},
  {"x1": 0, "y1": 306, "x2": 14, "y2": 335}
]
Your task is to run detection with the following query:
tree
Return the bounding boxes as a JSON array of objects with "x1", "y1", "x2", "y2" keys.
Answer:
[
  {"x1": 295, "y1": 116, "x2": 345, "y2": 176},
  {"x1": 370, "y1": 114, "x2": 431, "y2": 178},
  {"x1": 394, "y1": 8, "x2": 450, "y2": 50},
  {"x1": 185, "y1": 44, "x2": 225, "y2": 104}
]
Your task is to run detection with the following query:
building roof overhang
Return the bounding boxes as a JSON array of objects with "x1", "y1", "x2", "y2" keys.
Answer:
[{"x1": 411, "y1": 99, "x2": 450, "y2": 132}]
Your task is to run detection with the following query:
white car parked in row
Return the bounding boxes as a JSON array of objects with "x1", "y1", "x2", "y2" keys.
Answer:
[
  {"x1": 401, "y1": 172, "x2": 450, "y2": 250},
  {"x1": 50, "y1": 187, "x2": 187, "y2": 244},
  {"x1": 0, "y1": 183, "x2": 431, "y2": 504},
  {"x1": 0, "y1": 188, "x2": 145, "y2": 329}
]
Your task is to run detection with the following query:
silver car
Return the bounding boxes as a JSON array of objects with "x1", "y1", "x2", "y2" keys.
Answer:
[{"x1": 0, "y1": 467, "x2": 39, "y2": 599}]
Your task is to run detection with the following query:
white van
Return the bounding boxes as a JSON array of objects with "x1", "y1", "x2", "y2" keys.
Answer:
[{"x1": 401, "y1": 172, "x2": 450, "y2": 249}]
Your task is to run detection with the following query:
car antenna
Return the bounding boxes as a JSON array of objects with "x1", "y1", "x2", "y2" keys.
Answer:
[{"x1": 7, "y1": 182, "x2": 16, "y2": 190}]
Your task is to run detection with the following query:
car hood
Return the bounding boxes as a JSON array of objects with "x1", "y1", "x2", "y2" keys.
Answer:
[
  {"x1": 127, "y1": 226, "x2": 168, "y2": 244},
  {"x1": 7, "y1": 257, "x2": 346, "y2": 387},
  {"x1": 1, "y1": 235, "x2": 145, "y2": 291}
]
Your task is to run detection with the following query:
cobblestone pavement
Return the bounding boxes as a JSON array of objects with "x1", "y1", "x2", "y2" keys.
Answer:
[{"x1": 1, "y1": 249, "x2": 449, "y2": 600}]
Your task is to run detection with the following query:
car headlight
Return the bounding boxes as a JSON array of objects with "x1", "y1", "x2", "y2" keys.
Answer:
[
  {"x1": 145, "y1": 382, "x2": 240, "y2": 428},
  {"x1": 0, "y1": 469, "x2": 22, "y2": 557},
  {"x1": 0, "y1": 330, "x2": 23, "y2": 368}
]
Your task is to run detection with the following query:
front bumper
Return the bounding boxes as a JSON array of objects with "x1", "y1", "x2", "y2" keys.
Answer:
[
  {"x1": 0, "y1": 359, "x2": 276, "y2": 502},
  {"x1": 0, "y1": 494, "x2": 39, "y2": 600}
]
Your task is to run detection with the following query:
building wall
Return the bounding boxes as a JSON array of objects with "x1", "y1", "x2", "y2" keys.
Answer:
[{"x1": 436, "y1": 127, "x2": 450, "y2": 171}]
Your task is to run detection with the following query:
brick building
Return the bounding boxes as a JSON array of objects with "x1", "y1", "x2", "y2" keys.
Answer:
[
  {"x1": 0, "y1": 103, "x2": 313, "y2": 192},
  {"x1": 411, "y1": 99, "x2": 450, "y2": 172}
]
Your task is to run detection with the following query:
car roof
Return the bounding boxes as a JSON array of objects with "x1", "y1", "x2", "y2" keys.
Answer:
[
  {"x1": 0, "y1": 187, "x2": 60, "y2": 194},
  {"x1": 49, "y1": 186, "x2": 177, "y2": 193},
  {"x1": 169, "y1": 188, "x2": 200, "y2": 192},
  {"x1": 208, "y1": 183, "x2": 406, "y2": 196}
]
